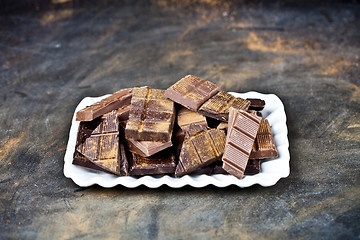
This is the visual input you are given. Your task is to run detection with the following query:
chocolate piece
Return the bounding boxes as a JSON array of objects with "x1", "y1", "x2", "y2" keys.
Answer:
[
  {"x1": 126, "y1": 138, "x2": 172, "y2": 157},
  {"x1": 250, "y1": 119, "x2": 278, "y2": 159},
  {"x1": 125, "y1": 87, "x2": 175, "y2": 142},
  {"x1": 175, "y1": 124, "x2": 226, "y2": 177},
  {"x1": 177, "y1": 106, "x2": 208, "y2": 131},
  {"x1": 247, "y1": 98, "x2": 265, "y2": 111},
  {"x1": 244, "y1": 159, "x2": 261, "y2": 175},
  {"x1": 75, "y1": 110, "x2": 128, "y2": 175},
  {"x1": 73, "y1": 150, "x2": 115, "y2": 174},
  {"x1": 198, "y1": 91, "x2": 250, "y2": 122},
  {"x1": 129, "y1": 149, "x2": 176, "y2": 176},
  {"x1": 76, "y1": 88, "x2": 132, "y2": 121},
  {"x1": 165, "y1": 75, "x2": 220, "y2": 111},
  {"x1": 222, "y1": 108, "x2": 261, "y2": 179}
]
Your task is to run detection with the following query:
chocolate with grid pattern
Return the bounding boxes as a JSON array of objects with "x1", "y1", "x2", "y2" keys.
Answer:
[
  {"x1": 76, "y1": 88, "x2": 132, "y2": 121},
  {"x1": 222, "y1": 108, "x2": 261, "y2": 179},
  {"x1": 128, "y1": 149, "x2": 176, "y2": 176},
  {"x1": 75, "y1": 110, "x2": 129, "y2": 175},
  {"x1": 165, "y1": 75, "x2": 220, "y2": 111},
  {"x1": 125, "y1": 87, "x2": 175, "y2": 142},
  {"x1": 175, "y1": 124, "x2": 226, "y2": 177},
  {"x1": 198, "y1": 91, "x2": 250, "y2": 122},
  {"x1": 250, "y1": 119, "x2": 278, "y2": 159},
  {"x1": 176, "y1": 106, "x2": 208, "y2": 131},
  {"x1": 247, "y1": 98, "x2": 266, "y2": 111}
]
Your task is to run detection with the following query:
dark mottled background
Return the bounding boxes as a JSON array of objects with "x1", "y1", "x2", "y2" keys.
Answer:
[{"x1": 0, "y1": 0, "x2": 359, "y2": 239}]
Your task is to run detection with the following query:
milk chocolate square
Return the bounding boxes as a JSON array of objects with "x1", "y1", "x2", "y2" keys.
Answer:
[
  {"x1": 165, "y1": 75, "x2": 220, "y2": 111},
  {"x1": 125, "y1": 87, "x2": 175, "y2": 142}
]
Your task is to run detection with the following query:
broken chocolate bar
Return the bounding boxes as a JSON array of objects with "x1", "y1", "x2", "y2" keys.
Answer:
[
  {"x1": 73, "y1": 150, "x2": 115, "y2": 174},
  {"x1": 76, "y1": 88, "x2": 132, "y2": 121},
  {"x1": 175, "y1": 124, "x2": 226, "y2": 177},
  {"x1": 75, "y1": 111, "x2": 129, "y2": 175},
  {"x1": 177, "y1": 106, "x2": 208, "y2": 131},
  {"x1": 128, "y1": 149, "x2": 176, "y2": 176},
  {"x1": 222, "y1": 108, "x2": 261, "y2": 179},
  {"x1": 247, "y1": 98, "x2": 265, "y2": 111},
  {"x1": 198, "y1": 91, "x2": 250, "y2": 121},
  {"x1": 125, "y1": 87, "x2": 175, "y2": 142},
  {"x1": 250, "y1": 119, "x2": 278, "y2": 159},
  {"x1": 165, "y1": 75, "x2": 220, "y2": 111},
  {"x1": 126, "y1": 138, "x2": 172, "y2": 157}
]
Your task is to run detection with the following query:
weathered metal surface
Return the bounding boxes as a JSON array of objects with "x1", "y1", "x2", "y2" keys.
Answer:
[{"x1": 0, "y1": 1, "x2": 359, "y2": 239}]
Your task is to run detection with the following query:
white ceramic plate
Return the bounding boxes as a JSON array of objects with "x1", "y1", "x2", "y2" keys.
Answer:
[{"x1": 63, "y1": 91, "x2": 289, "y2": 188}]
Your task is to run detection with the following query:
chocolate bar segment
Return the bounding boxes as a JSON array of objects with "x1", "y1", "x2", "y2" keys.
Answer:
[
  {"x1": 76, "y1": 88, "x2": 132, "y2": 121},
  {"x1": 177, "y1": 106, "x2": 208, "y2": 131},
  {"x1": 165, "y1": 75, "x2": 220, "y2": 111},
  {"x1": 175, "y1": 124, "x2": 226, "y2": 177},
  {"x1": 125, "y1": 87, "x2": 175, "y2": 142},
  {"x1": 126, "y1": 138, "x2": 172, "y2": 157},
  {"x1": 129, "y1": 149, "x2": 176, "y2": 176},
  {"x1": 198, "y1": 91, "x2": 250, "y2": 122},
  {"x1": 222, "y1": 108, "x2": 261, "y2": 179},
  {"x1": 250, "y1": 119, "x2": 278, "y2": 159},
  {"x1": 75, "y1": 110, "x2": 128, "y2": 175},
  {"x1": 247, "y1": 98, "x2": 265, "y2": 111}
]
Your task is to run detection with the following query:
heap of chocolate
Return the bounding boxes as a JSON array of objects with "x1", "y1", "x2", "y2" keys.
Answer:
[{"x1": 73, "y1": 75, "x2": 278, "y2": 179}]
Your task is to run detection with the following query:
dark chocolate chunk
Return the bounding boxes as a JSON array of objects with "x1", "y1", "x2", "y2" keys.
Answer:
[
  {"x1": 75, "y1": 110, "x2": 128, "y2": 175},
  {"x1": 198, "y1": 91, "x2": 250, "y2": 121},
  {"x1": 247, "y1": 98, "x2": 265, "y2": 111},
  {"x1": 175, "y1": 124, "x2": 226, "y2": 177},
  {"x1": 244, "y1": 159, "x2": 261, "y2": 175},
  {"x1": 128, "y1": 149, "x2": 176, "y2": 176},
  {"x1": 76, "y1": 88, "x2": 132, "y2": 121},
  {"x1": 165, "y1": 75, "x2": 220, "y2": 111},
  {"x1": 125, "y1": 87, "x2": 175, "y2": 142},
  {"x1": 222, "y1": 108, "x2": 261, "y2": 179},
  {"x1": 250, "y1": 119, "x2": 278, "y2": 159}
]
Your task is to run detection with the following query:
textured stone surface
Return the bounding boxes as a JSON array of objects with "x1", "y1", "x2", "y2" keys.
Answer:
[{"x1": 0, "y1": 1, "x2": 359, "y2": 239}]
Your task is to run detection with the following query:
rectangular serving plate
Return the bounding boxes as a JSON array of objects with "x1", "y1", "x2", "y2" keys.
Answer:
[{"x1": 63, "y1": 91, "x2": 289, "y2": 188}]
